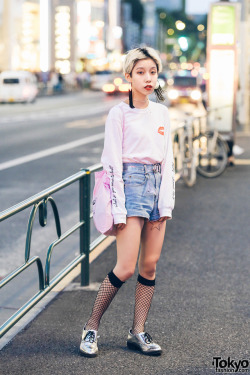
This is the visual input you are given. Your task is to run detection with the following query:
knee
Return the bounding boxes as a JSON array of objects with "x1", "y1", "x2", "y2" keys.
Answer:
[
  {"x1": 139, "y1": 258, "x2": 159, "y2": 279},
  {"x1": 140, "y1": 268, "x2": 156, "y2": 280},
  {"x1": 113, "y1": 265, "x2": 136, "y2": 282}
]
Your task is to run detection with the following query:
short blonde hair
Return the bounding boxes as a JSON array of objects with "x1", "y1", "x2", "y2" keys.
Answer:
[{"x1": 123, "y1": 47, "x2": 162, "y2": 76}]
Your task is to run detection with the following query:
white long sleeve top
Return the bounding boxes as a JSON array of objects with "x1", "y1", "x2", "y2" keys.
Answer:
[{"x1": 101, "y1": 100, "x2": 175, "y2": 225}]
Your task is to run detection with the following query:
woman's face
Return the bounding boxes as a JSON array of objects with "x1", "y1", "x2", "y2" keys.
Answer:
[{"x1": 125, "y1": 58, "x2": 158, "y2": 96}]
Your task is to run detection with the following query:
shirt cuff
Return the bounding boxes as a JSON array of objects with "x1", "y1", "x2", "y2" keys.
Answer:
[
  {"x1": 159, "y1": 208, "x2": 172, "y2": 220},
  {"x1": 113, "y1": 215, "x2": 127, "y2": 225}
]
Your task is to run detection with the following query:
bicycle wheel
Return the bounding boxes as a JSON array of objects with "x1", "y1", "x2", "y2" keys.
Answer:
[
  {"x1": 196, "y1": 131, "x2": 228, "y2": 178},
  {"x1": 182, "y1": 134, "x2": 197, "y2": 187}
]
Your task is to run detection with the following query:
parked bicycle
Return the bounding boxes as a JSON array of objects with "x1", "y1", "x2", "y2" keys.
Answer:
[
  {"x1": 173, "y1": 117, "x2": 197, "y2": 187},
  {"x1": 173, "y1": 105, "x2": 231, "y2": 185},
  {"x1": 194, "y1": 106, "x2": 230, "y2": 178}
]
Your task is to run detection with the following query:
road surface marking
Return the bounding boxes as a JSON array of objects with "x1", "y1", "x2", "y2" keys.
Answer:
[
  {"x1": 0, "y1": 101, "x2": 119, "y2": 124},
  {"x1": 66, "y1": 116, "x2": 106, "y2": 128},
  {"x1": 0, "y1": 133, "x2": 104, "y2": 171}
]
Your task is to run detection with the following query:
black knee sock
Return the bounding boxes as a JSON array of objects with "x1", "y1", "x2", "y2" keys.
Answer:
[
  {"x1": 85, "y1": 270, "x2": 125, "y2": 331},
  {"x1": 132, "y1": 274, "x2": 155, "y2": 334}
]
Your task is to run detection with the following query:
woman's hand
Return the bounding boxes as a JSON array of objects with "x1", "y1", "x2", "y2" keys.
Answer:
[
  {"x1": 158, "y1": 216, "x2": 171, "y2": 222},
  {"x1": 115, "y1": 223, "x2": 126, "y2": 230}
]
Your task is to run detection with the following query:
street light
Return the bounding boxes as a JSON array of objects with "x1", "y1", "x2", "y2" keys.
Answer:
[
  {"x1": 197, "y1": 24, "x2": 205, "y2": 31},
  {"x1": 178, "y1": 36, "x2": 188, "y2": 51},
  {"x1": 176, "y1": 20, "x2": 186, "y2": 31}
]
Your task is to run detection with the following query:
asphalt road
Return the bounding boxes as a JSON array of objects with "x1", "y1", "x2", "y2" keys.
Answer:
[{"x1": 0, "y1": 91, "x2": 204, "y2": 327}]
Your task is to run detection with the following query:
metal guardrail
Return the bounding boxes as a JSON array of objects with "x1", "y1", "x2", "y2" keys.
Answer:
[{"x1": 0, "y1": 164, "x2": 105, "y2": 338}]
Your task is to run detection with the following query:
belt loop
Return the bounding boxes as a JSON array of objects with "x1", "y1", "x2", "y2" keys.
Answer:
[{"x1": 144, "y1": 164, "x2": 149, "y2": 177}]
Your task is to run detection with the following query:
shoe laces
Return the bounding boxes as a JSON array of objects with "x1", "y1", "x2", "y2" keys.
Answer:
[
  {"x1": 84, "y1": 331, "x2": 96, "y2": 343},
  {"x1": 143, "y1": 332, "x2": 153, "y2": 344}
]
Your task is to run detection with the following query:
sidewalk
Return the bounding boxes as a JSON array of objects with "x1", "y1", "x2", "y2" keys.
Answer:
[{"x1": 0, "y1": 133, "x2": 249, "y2": 375}]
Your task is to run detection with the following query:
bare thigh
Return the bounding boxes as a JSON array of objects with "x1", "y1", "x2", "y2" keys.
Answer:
[
  {"x1": 113, "y1": 217, "x2": 144, "y2": 281},
  {"x1": 138, "y1": 219, "x2": 167, "y2": 279}
]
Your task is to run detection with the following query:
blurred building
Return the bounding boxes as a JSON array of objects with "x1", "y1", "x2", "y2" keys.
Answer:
[
  {"x1": 155, "y1": 0, "x2": 182, "y2": 11},
  {"x1": 103, "y1": 0, "x2": 123, "y2": 71},
  {"x1": 50, "y1": 0, "x2": 75, "y2": 74},
  {"x1": 141, "y1": 0, "x2": 156, "y2": 48},
  {"x1": 0, "y1": 0, "x2": 40, "y2": 72},
  {"x1": 121, "y1": 2, "x2": 141, "y2": 50},
  {"x1": 0, "y1": 0, "x2": 123, "y2": 74},
  {"x1": 49, "y1": 0, "x2": 123, "y2": 73}
]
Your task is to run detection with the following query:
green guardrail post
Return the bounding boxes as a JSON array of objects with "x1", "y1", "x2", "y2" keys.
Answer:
[{"x1": 79, "y1": 169, "x2": 91, "y2": 286}]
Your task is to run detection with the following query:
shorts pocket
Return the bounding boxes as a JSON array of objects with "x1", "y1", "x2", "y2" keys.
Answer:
[{"x1": 123, "y1": 171, "x2": 146, "y2": 186}]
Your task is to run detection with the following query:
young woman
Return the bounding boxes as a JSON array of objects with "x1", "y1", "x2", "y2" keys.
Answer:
[{"x1": 80, "y1": 47, "x2": 175, "y2": 357}]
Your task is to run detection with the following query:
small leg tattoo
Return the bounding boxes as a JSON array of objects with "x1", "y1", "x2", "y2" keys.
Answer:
[{"x1": 149, "y1": 221, "x2": 163, "y2": 231}]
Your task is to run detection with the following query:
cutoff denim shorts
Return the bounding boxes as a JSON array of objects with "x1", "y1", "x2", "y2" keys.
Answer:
[{"x1": 122, "y1": 162, "x2": 162, "y2": 222}]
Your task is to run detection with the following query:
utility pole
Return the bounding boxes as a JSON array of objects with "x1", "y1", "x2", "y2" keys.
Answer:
[
  {"x1": 239, "y1": 0, "x2": 250, "y2": 130},
  {"x1": 182, "y1": 0, "x2": 186, "y2": 13},
  {"x1": 219, "y1": 0, "x2": 249, "y2": 131}
]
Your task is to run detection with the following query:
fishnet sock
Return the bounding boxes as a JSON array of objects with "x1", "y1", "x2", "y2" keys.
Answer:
[
  {"x1": 132, "y1": 275, "x2": 155, "y2": 335},
  {"x1": 85, "y1": 272, "x2": 124, "y2": 331}
]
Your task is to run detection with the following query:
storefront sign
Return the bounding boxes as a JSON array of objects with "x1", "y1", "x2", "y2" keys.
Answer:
[
  {"x1": 207, "y1": 2, "x2": 240, "y2": 134},
  {"x1": 211, "y1": 5, "x2": 235, "y2": 45}
]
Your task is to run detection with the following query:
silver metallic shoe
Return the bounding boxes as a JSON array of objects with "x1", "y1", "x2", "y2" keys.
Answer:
[
  {"x1": 127, "y1": 329, "x2": 162, "y2": 356},
  {"x1": 79, "y1": 327, "x2": 98, "y2": 357}
]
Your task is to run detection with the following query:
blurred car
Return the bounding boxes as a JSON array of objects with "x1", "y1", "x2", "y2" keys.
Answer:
[
  {"x1": 90, "y1": 70, "x2": 113, "y2": 90},
  {"x1": 167, "y1": 74, "x2": 202, "y2": 106},
  {"x1": 0, "y1": 71, "x2": 38, "y2": 103},
  {"x1": 102, "y1": 75, "x2": 130, "y2": 95}
]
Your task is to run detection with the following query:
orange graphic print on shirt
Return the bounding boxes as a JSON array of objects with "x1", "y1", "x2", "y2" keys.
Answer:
[{"x1": 158, "y1": 126, "x2": 164, "y2": 135}]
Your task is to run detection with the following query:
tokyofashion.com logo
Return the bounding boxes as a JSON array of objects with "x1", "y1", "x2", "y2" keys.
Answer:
[{"x1": 212, "y1": 357, "x2": 249, "y2": 373}]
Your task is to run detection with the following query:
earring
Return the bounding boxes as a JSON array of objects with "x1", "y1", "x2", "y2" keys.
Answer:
[{"x1": 129, "y1": 84, "x2": 135, "y2": 108}]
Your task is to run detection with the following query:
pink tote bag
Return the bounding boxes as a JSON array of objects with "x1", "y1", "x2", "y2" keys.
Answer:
[{"x1": 92, "y1": 170, "x2": 117, "y2": 236}]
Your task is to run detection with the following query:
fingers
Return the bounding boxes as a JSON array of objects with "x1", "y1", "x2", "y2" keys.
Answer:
[
  {"x1": 158, "y1": 216, "x2": 170, "y2": 222},
  {"x1": 115, "y1": 223, "x2": 126, "y2": 230}
]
